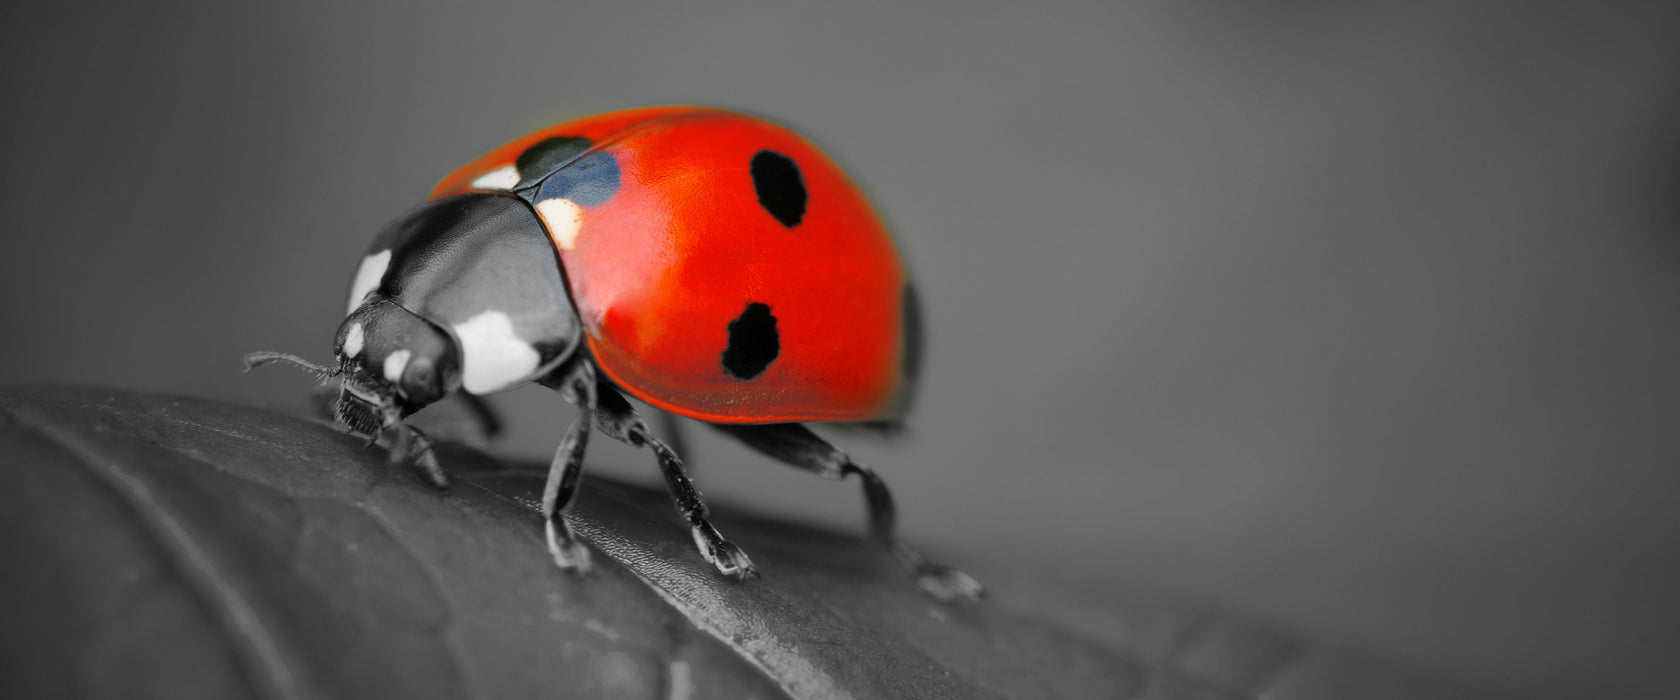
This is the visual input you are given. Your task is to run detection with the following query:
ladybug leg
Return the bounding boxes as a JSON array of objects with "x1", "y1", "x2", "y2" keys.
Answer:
[
  {"x1": 387, "y1": 424, "x2": 448, "y2": 488},
  {"x1": 715, "y1": 424, "x2": 985, "y2": 601},
  {"x1": 657, "y1": 411, "x2": 691, "y2": 467},
  {"x1": 593, "y1": 382, "x2": 756, "y2": 580},
  {"x1": 457, "y1": 393, "x2": 504, "y2": 440},
  {"x1": 539, "y1": 361, "x2": 598, "y2": 573}
]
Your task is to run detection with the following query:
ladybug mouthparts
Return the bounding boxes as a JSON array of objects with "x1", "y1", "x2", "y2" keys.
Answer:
[{"x1": 334, "y1": 378, "x2": 399, "y2": 438}]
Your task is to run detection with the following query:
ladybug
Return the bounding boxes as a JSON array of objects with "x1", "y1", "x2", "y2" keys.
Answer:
[{"x1": 248, "y1": 106, "x2": 982, "y2": 600}]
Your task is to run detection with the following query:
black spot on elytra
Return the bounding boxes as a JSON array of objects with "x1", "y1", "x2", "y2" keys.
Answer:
[
  {"x1": 515, "y1": 136, "x2": 591, "y2": 188},
  {"x1": 534, "y1": 149, "x2": 621, "y2": 207},
  {"x1": 722, "y1": 302, "x2": 779, "y2": 379},
  {"x1": 750, "y1": 150, "x2": 806, "y2": 227}
]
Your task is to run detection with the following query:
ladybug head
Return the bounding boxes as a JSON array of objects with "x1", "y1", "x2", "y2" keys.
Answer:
[
  {"x1": 245, "y1": 191, "x2": 581, "y2": 441},
  {"x1": 329, "y1": 296, "x2": 461, "y2": 434}
]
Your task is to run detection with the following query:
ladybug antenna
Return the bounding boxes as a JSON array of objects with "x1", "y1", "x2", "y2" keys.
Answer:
[{"x1": 244, "y1": 351, "x2": 342, "y2": 381}]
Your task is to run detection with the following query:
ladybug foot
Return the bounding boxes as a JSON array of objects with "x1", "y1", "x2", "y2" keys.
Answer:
[
  {"x1": 913, "y1": 564, "x2": 986, "y2": 602},
  {"x1": 392, "y1": 443, "x2": 449, "y2": 489},
  {"x1": 887, "y1": 541, "x2": 984, "y2": 601},
  {"x1": 389, "y1": 425, "x2": 449, "y2": 488},
  {"x1": 546, "y1": 518, "x2": 594, "y2": 574},
  {"x1": 690, "y1": 524, "x2": 757, "y2": 579}
]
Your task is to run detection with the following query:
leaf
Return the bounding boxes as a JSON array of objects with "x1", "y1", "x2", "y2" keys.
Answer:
[{"x1": 0, "y1": 387, "x2": 1505, "y2": 699}]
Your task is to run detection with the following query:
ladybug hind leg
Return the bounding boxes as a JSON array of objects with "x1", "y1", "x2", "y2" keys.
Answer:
[
  {"x1": 592, "y1": 380, "x2": 756, "y2": 580},
  {"x1": 713, "y1": 423, "x2": 985, "y2": 602},
  {"x1": 656, "y1": 410, "x2": 691, "y2": 467}
]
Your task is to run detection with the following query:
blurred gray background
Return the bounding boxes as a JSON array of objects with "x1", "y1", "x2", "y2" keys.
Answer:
[{"x1": 4, "y1": 2, "x2": 1678, "y2": 698}]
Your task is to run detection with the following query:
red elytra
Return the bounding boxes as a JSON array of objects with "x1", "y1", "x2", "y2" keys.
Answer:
[{"x1": 430, "y1": 106, "x2": 917, "y2": 425}]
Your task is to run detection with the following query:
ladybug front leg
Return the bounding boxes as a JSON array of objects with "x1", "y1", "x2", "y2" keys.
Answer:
[
  {"x1": 538, "y1": 361, "x2": 598, "y2": 573},
  {"x1": 592, "y1": 381, "x2": 756, "y2": 580},
  {"x1": 387, "y1": 424, "x2": 448, "y2": 488},
  {"x1": 714, "y1": 423, "x2": 985, "y2": 601}
]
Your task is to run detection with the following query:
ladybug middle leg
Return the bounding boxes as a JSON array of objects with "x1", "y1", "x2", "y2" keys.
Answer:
[
  {"x1": 714, "y1": 424, "x2": 986, "y2": 601},
  {"x1": 591, "y1": 379, "x2": 757, "y2": 580},
  {"x1": 537, "y1": 361, "x2": 598, "y2": 573},
  {"x1": 458, "y1": 393, "x2": 504, "y2": 440}
]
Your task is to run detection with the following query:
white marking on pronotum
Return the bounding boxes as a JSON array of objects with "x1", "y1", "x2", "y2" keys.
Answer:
[
  {"x1": 453, "y1": 310, "x2": 541, "y2": 394},
  {"x1": 535, "y1": 197, "x2": 584, "y2": 249},
  {"x1": 470, "y1": 164, "x2": 521, "y2": 191},
  {"x1": 342, "y1": 322, "x2": 365, "y2": 358},
  {"x1": 383, "y1": 349, "x2": 412, "y2": 383},
  {"x1": 347, "y1": 250, "x2": 391, "y2": 315}
]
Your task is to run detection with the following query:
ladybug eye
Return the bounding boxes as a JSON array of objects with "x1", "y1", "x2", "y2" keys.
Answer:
[
  {"x1": 400, "y1": 357, "x2": 443, "y2": 404},
  {"x1": 407, "y1": 360, "x2": 434, "y2": 385}
]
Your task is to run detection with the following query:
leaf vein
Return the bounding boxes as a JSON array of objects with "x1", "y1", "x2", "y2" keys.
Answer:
[{"x1": 5, "y1": 406, "x2": 304, "y2": 700}]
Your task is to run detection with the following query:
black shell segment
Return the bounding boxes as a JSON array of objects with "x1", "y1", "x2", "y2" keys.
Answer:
[
  {"x1": 514, "y1": 136, "x2": 592, "y2": 189},
  {"x1": 363, "y1": 192, "x2": 582, "y2": 392},
  {"x1": 506, "y1": 135, "x2": 623, "y2": 208},
  {"x1": 531, "y1": 150, "x2": 621, "y2": 207}
]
